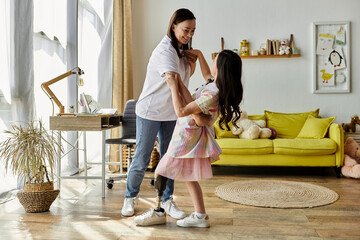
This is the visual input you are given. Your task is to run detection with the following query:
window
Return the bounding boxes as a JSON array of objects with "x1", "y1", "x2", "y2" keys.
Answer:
[
  {"x1": 0, "y1": 0, "x2": 113, "y2": 199},
  {"x1": 33, "y1": 0, "x2": 67, "y2": 121}
]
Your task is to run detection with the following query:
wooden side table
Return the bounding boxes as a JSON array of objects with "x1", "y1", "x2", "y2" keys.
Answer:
[
  {"x1": 50, "y1": 114, "x2": 121, "y2": 198},
  {"x1": 344, "y1": 132, "x2": 360, "y2": 145}
]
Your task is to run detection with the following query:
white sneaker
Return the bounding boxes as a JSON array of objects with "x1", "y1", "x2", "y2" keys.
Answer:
[
  {"x1": 121, "y1": 197, "x2": 136, "y2": 217},
  {"x1": 176, "y1": 212, "x2": 210, "y2": 228},
  {"x1": 161, "y1": 197, "x2": 186, "y2": 220},
  {"x1": 134, "y1": 208, "x2": 166, "y2": 226}
]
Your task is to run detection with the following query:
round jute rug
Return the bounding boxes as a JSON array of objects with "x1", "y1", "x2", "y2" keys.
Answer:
[{"x1": 215, "y1": 180, "x2": 339, "y2": 209}]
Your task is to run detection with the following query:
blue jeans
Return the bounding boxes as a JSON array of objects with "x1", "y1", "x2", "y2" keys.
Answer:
[{"x1": 125, "y1": 115, "x2": 176, "y2": 201}]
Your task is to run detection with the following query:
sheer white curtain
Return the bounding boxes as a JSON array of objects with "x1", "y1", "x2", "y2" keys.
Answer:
[
  {"x1": 10, "y1": 1, "x2": 35, "y2": 124},
  {"x1": 0, "y1": 0, "x2": 14, "y2": 198},
  {"x1": 0, "y1": 0, "x2": 34, "y2": 200}
]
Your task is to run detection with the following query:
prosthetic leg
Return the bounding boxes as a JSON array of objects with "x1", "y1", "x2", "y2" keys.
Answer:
[{"x1": 154, "y1": 174, "x2": 168, "y2": 213}]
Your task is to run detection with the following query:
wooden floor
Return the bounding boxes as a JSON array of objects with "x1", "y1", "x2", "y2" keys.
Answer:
[{"x1": 1, "y1": 166, "x2": 360, "y2": 240}]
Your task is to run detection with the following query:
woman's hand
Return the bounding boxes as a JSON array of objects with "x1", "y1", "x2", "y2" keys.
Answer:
[
  {"x1": 183, "y1": 50, "x2": 199, "y2": 76},
  {"x1": 185, "y1": 49, "x2": 212, "y2": 81},
  {"x1": 183, "y1": 49, "x2": 199, "y2": 64},
  {"x1": 165, "y1": 72, "x2": 178, "y2": 88}
]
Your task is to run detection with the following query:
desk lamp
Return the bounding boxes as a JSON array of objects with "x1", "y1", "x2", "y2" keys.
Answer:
[{"x1": 41, "y1": 67, "x2": 84, "y2": 116}]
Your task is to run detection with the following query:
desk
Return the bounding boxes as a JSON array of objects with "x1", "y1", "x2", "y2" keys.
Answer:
[{"x1": 50, "y1": 114, "x2": 121, "y2": 198}]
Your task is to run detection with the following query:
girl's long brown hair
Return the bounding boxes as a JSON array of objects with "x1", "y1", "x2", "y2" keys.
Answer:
[
  {"x1": 167, "y1": 8, "x2": 196, "y2": 58},
  {"x1": 216, "y1": 50, "x2": 243, "y2": 130}
]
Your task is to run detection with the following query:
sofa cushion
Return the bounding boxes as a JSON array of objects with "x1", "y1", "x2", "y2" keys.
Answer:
[
  {"x1": 273, "y1": 138, "x2": 337, "y2": 155},
  {"x1": 214, "y1": 114, "x2": 266, "y2": 139},
  {"x1": 296, "y1": 115, "x2": 336, "y2": 139},
  {"x1": 264, "y1": 109, "x2": 320, "y2": 139},
  {"x1": 214, "y1": 118, "x2": 237, "y2": 139},
  {"x1": 216, "y1": 138, "x2": 273, "y2": 154},
  {"x1": 248, "y1": 114, "x2": 266, "y2": 121}
]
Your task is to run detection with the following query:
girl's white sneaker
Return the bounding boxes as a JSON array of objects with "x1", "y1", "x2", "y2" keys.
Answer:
[
  {"x1": 161, "y1": 197, "x2": 186, "y2": 219},
  {"x1": 176, "y1": 212, "x2": 210, "y2": 228}
]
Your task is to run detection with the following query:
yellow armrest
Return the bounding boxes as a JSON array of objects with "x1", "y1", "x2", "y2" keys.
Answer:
[{"x1": 328, "y1": 123, "x2": 344, "y2": 167}]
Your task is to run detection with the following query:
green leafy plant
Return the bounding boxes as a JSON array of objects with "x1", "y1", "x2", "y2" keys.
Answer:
[{"x1": 0, "y1": 120, "x2": 63, "y2": 184}]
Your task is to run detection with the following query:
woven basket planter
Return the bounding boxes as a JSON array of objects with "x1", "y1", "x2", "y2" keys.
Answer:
[
  {"x1": 23, "y1": 181, "x2": 54, "y2": 192},
  {"x1": 17, "y1": 182, "x2": 59, "y2": 213}
]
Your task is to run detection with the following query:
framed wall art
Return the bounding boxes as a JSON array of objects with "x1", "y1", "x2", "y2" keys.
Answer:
[{"x1": 313, "y1": 21, "x2": 350, "y2": 93}]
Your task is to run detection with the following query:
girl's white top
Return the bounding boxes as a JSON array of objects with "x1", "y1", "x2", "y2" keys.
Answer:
[{"x1": 135, "y1": 35, "x2": 191, "y2": 121}]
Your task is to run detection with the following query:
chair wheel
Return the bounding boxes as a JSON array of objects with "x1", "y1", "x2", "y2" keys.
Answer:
[
  {"x1": 150, "y1": 179, "x2": 155, "y2": 186},
  {"x1": 106, "y1": 179, "x2": 114, "y2": 189}
]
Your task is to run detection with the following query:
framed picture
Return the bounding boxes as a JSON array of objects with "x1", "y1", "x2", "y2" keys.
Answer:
[{"x1": 313, "y1": 21, "x2": 350, "y2": 93}]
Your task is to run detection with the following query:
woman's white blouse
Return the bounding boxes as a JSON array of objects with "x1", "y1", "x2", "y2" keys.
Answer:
[{"x1": 135, "y1": 35, "x2": 191, "y2": 121}]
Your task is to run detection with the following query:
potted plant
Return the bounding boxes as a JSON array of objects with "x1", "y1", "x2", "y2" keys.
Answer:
[
  {"x1": 69, "y1": 105, "x2": 75, "y2": 113},
  {"x1": 0, "y1": 120, "x2": 63, "y2": 213}
]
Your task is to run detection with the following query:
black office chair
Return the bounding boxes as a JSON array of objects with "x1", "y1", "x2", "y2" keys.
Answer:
[{"x1": 105, "y1": 99, "x2": 137, "y2": 189}]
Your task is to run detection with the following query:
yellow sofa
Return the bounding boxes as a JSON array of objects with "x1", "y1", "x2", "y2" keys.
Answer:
[{"x1": 213, "y1": 109, "x2": 344, "y2": 175}]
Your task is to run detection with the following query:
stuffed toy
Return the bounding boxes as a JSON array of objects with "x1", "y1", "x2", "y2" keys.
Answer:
[
  {"x1": 342, "y1": 114, "x2": 360, "y2": 132},
  {"x1": 232, "y1": 111, "x2": 272, "y2": 139},
  {"x1": 279, "y1": 38, "x2": 290, "y2": 55},
  {"x1": 341, "y1": 137, "x2": 360, "y2": 179},
  {"x1": 268, "y1": 127, "x2": 277, "y2": 139}
]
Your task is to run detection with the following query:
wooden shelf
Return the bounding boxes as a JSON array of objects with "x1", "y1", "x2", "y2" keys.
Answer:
[
  {"x1": 344, "y1": 132, "x2": 360, "y2": 145},
  {"x1": 241, "y1": 54, "x2": 301, "y2": 59}
]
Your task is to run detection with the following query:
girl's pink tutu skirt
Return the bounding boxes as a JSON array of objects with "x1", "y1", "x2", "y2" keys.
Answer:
[{"x1": 155, "y1": 154, "x2": 215, "y2": 181}]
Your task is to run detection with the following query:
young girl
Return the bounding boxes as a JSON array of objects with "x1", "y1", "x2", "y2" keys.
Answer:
[{"x1": 134, "y1": 49, "x2": 243, "y2": 227}]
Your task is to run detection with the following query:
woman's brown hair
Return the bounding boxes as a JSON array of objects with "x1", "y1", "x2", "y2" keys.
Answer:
[{"x1": 167, "y1": 8, "x2": 196, "y2": 58}]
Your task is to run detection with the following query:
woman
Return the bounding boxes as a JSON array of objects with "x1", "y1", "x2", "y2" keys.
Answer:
[{"x1": 122, "y1": 8, "x2": 199, "y2": 219}]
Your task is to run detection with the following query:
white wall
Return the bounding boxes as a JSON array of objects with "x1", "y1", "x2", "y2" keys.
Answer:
[{"x1": 132, "y1": 0, "x2": 360, "y2": 124}]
